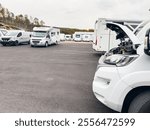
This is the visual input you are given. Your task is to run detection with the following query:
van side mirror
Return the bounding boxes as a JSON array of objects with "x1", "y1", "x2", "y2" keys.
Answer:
[
  {"x1": 46, "y1": 34, "x2": 50, "y2": 38},
  {"x1": 144, "y1": 29, "x2": 150, "y2": 56}
]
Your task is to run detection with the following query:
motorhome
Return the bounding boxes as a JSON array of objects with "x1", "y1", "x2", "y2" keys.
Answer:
[
  {"x1": 73, "y1": 32, "x2": 83, "y2": 42},
  {"x1": 73, "y1": 32, "x2": 94, "y2": 42},
  {"x1": 0, "y1": 30, "x2": 30, "y2": 46},
  {"x1": 93, "y1": 18, "x2": 142, "y2": 52},
  {"x1": 65, "y1": 34, "x2": 72, "y2": 41},
  {"x1": 82, "y1": 33, "x2": 94, "y2": 42},
  {"x1": 60, "y1": 33, "x2": 65, "y2": 41},
  {"x1": 30, "y1": 27, "x2": 60, "y2": 47},
  {"x1": 93, "y1": 22, "x2": 150, "y2": 113}
]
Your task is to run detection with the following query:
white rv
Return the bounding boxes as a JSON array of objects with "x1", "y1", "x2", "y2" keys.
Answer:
[
  {"x1": 30, "y1": 27, "x2": 60, "y2": 47},
  {"x1": 93, "y1": 22, "x2": 150, "y2": 113},
  {"x1": 73, "y1": 32, "x2": 83, "y2": 42},
  {"x1": 82, "y1": 32, "x2": 94, "y2": 42},
  {"x1": 73, "y1": 32, "x2": 94, "y2": 42},
  {"x1": 93, "y1": 18, "x2": 141, "y2": 52},
  {"x1": 0, "y1": 30, "x2": 30, "y2": 46},
  {"x1": 60, "y1": 33, "x2": 65, "y2": 41},
  {"x1": 65, "y1": 34, "x2": 72, "y2": 41}
]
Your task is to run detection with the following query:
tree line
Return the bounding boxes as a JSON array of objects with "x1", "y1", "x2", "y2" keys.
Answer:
[
  {"x1": 0, "y1": 3, "x2": 45, "y2": 31},
  {"x1": 0, "y1": 3, "x2": 94, "y2": 34}
]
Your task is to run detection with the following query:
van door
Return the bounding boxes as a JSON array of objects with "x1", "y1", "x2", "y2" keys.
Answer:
[
  {"x1": 51, "y1": 31, "x2": 56, "y2": 44},
  {"x1": 17, "y1": 32, "x2": 23, "y2": 43}
]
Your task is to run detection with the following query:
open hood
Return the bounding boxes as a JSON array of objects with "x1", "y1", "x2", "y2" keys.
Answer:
[{"x1": 106, "y1": 22, "x2": 141, "y2": 45}]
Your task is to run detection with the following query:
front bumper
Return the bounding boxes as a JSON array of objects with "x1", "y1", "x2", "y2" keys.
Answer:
[
  {"x1": 93, "y1": 65, "x2": 128, "y2": 112},
  {"x1": 30, "y1": 41, "x2": 46, "y2": 46},
  {"x1": 0, "y1": 41, "x2": 17, "y2": 45}
]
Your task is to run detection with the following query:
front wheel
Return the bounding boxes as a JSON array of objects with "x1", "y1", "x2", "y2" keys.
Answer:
[
  {"x1": 1, "y1": 43, "x2": 6, "y2": 46},
  {"x1": 45, "y1": 42, "x2": 48, "y2": 47},
  {"x1": 128, "y1": 91, "x2": 150, "y2": 113},
  {"x1": 15, "y1": 41, "x2": 19, "y2": 46}
]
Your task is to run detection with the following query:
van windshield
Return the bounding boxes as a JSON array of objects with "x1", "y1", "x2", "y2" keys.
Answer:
[
  {"x1": 33, "y1": 31, "x2": 47, "y2": 37},
  {"x1": 5, "y1": 31, "x2": 19, "y2": 36}
]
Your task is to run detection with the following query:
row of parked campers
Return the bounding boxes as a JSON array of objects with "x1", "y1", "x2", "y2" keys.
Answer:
[
  {"x1": 92, "y1": 18, "x2": 150, "y2": 113},
  {"x1": 0, "y1": 27, "x2": 60, "y2": 47},
  {"x1": 60, "y1": 32, "x2": 94, "y2": 42}
]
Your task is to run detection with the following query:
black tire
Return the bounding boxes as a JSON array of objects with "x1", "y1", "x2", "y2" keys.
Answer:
[
  {"x1": 56, "y1": 41, "x2": 58, "y2": 45},
  {"x1": 2, "y1": 43, "x2": 6, "y2": 46},
  {"x1": 28, "y1": 40, "x2": 30, "y2": 44},
  {"x1": 45, "y1": 42, "x2": 48, "y2": 47},
  {"x1": 15, "y1": 41, "x2": 19, "y2": 46},
  {"x1": 128, "y1": 91, "x2": 150, "y2": 113},
  {"x1": 31, "y1": 45, "x2": 34, "y2": 47}
]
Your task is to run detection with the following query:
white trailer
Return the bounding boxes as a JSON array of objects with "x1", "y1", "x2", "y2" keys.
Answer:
[
  {"x1": 93, "y1": 18, "x2": 142, "y2": 52},
  {"x1": 82, "y1": 32, "x2": 94, "y2": 42},
  {"x1": 30, "y1": 27, "x2": 60, "y2": 47},
  {"x1": 73, "y1": 32, "x2": 94, "y2": 42}
]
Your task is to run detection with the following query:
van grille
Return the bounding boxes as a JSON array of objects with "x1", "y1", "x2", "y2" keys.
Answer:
[
  {"x1": 2, "y1": 38, "x2": 10, "y2": 41},
  {"x1": 32, "y1": 41, "x2": 40, "y2": 44}
]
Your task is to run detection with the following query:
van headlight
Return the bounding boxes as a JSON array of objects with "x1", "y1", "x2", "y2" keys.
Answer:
[{"x1": 104, "y1": 54, "x2": 139, "y2": 67}]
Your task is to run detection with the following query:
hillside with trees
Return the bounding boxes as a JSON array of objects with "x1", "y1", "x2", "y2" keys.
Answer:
[
  {"x1": 0, "y1": 3, "x2": 45, "y2": 30},
  {"x1": 0, "y1": 3, "x2": 93, "y2": 34}
]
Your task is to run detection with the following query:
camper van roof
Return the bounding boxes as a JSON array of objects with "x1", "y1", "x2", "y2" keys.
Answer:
[{"x1": 33, "y1": 27, "x2": 53, "y2": 31}]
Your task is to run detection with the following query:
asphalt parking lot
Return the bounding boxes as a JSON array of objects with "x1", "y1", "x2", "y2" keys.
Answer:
[{"x1": 0, "y1": 42, "x2": 115, "y2": 113}]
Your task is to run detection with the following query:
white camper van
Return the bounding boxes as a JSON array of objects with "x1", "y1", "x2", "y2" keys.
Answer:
[
  {"x1": 73, "y1": 32, "x2": 94, "y2": 42},
  {"x1": 93, "y1": 18, "x2": 141, "y2": 52},
  {"x1": 82, "y1": 33, "x2": 94, "y2": 42},
  {"x1": 73, "y1": 32, "x2": 83, "y2": 42},
  {"x1": 0, "y1": 30, "x2": 30, "y2": 46},
  {"x1": 93, "y1": 22, "x2": 150, "y2": 113},
  {"x1": 30, "y1": 27, "x2": 60, "y2": 47}
]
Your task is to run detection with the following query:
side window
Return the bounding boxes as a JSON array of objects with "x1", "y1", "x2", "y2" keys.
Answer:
[
  {"x1": 51, "y1": 32, "x2": 55, "y2": 37},
  {"x1": 17, "y1": 32, "x2": 22, "y2": 37}
]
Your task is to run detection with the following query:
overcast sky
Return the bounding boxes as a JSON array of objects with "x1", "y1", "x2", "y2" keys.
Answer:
[{"x1": 1, "y1": 0, "x2": 150, "y2": 29}]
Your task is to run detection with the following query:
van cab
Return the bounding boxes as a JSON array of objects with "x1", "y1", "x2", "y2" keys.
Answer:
[{"x1": 93, "y1": 22, "x2": 150, "y2": 113}]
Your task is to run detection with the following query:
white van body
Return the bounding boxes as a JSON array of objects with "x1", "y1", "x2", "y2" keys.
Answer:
[
  {"x1": 0, "y1": 30, "x2": 30, "y2": 46},
  {"x1": 73, "y1": 32, "x2": 94, "y2": 42},
  {"x1": 93, "y1": 18, "x2": 141, "y2": 52},
  {"x1": 82, "y1": 33, "x2": 94, "y2": 42},
  {"x1": 93, "y1": 22, "x2": 150, "y2": 113},
  {"x1": 60, "y1": 33, "x2": 65, "y2": 41},
  {"x1": 73, "y1": 32, "x2": 83, "y2": 42},
  {"x1": 65, "y1": 34, "x2": 72, "y2": 41},
  {"x1": 30, "y1": 27, "x2": 60, "y2": 47}
]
